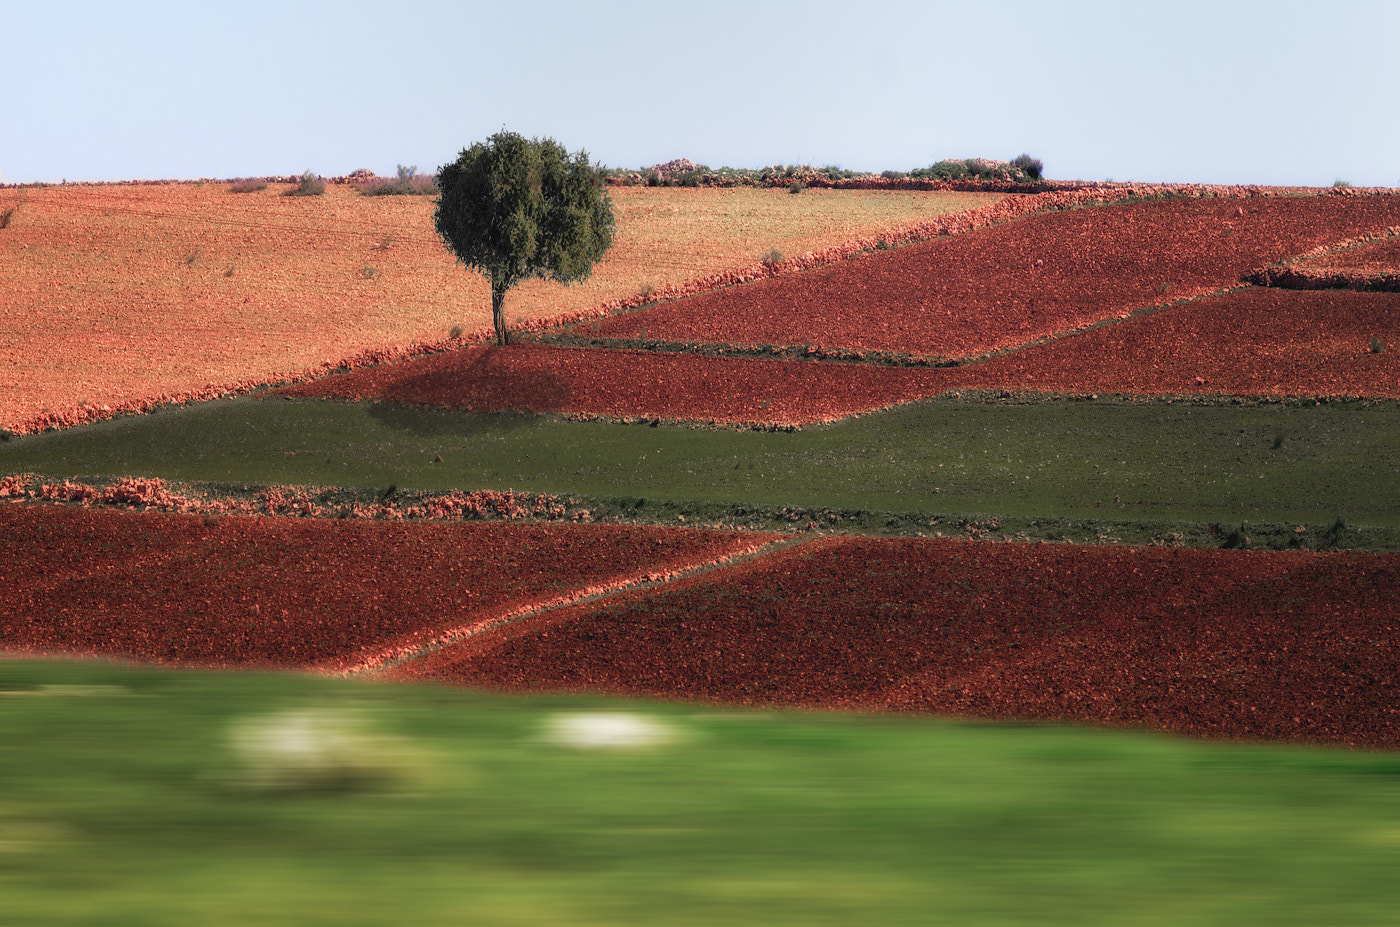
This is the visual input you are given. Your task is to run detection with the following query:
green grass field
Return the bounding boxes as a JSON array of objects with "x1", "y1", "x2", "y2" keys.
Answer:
[
  {"x1": 5, "y1": 657, "x2": 1400, "y2": 927},
  {"x1": 5, "y1": 391, "x2": 1400, "y2": 548}
]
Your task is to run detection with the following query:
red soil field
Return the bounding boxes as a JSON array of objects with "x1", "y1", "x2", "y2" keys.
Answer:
[
  {"x1": 937, "y1": 288, "x2": 1400, "y2": 399},
  {"x1": 0, "y1": 504, "x2": 767, "y2": 672},
  {"x1": 1251, "y1": 230, "x2": 1400, "y2": 291},
  {"x1": 585, "y1": 194, "x2": 1400, "y2": 359},
  {"x1": 386, "y1": 536, "x2": 1400, "y2": 751},
  {"x1": 275, "y1": 343, "x2": 948, "y2": 426},
  {"x1": 1299, "y1": 231, "x2": 1400, "y2": 272},
  {"x1": 275, "y1": 286, "x2": 1400, "y2": 425}
]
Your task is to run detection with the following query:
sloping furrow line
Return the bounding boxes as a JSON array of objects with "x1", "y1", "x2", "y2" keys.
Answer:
[
  {"x1": 945, "y1": 224, "x2": 1400, "y2": 375},
  {"x1": 955, "y1": 283, "x2": 1257, "y2": 368},
  {"x1": 336, "y1": 533, "x2": 823, "y2": 678}
]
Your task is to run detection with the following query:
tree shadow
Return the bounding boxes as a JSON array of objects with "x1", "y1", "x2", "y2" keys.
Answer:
[{"x1": 367, "y1": 345, "x2": 573, "y2": 438}]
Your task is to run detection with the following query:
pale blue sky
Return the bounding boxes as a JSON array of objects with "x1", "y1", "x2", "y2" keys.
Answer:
[{"x1": 6, "y1": 0, "x2": 1398, "y2": 186}]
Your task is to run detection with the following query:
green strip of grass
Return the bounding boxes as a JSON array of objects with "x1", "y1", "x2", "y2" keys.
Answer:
[
  {"x1": 3, "y1": 658, "x2": 1399, "y2": 927},
  {"x1": 4, "y1": 394, "x2": 1399, "y2": 544}
]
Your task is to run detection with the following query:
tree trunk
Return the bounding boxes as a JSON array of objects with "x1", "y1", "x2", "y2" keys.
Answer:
[{"x1": 491, "y1": 280, "x2": 509, "y2": 346}]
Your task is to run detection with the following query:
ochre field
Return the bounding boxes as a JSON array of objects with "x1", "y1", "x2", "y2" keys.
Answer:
[
  {"x1": 6, "y1": 179, "x2": 1400, "y2": 750},
  {"x1": 0, "y1": 180, "x2": 997, "y2": 433}
]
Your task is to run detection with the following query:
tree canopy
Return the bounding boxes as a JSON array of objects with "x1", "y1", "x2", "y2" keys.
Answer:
[{"x1": 434, "y1": 131, "x2": 616, "y2": 345}]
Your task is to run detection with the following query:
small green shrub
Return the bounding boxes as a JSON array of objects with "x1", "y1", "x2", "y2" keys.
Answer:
[
  {"x1": 1221, "y1": 523, "x2": 1250, "y2": 549},
  {"x1": 909, "y1": 159, "x2": 972, "y2": 182},
  {"x1": 1012, "y1": 153, "x2": 1044, "y2": 181},
  {"x1": 1334, "y1": 179, "x2": 1353, "y2": 189},
  {"x1": 788, "y1": 181, "x2": 805, "y2": 194},
  {"x1": 285, "y1": 170, "x2": 326, "y2": 197},
  {"x1": 761, "y1": 248, "x2": 784, "y2": 266},
  {"x1": 359, "y1": 164, "x2": 438, "y2": 196},
  {"x1": 449, "y1": 325, "x2": 463, "y2": 340},
  {"x1": 360, "y1": 265, "x2": 378, "y2": 279},
  {"x1": 1, "y1": 205, "x2": 17, "y2": 229},
  {"x1": 1371, "y1": 337, "x2": 1386, "y2": 354},
  {"x1": 227, "y1": 178, "x2": 268, "y2": 194}
]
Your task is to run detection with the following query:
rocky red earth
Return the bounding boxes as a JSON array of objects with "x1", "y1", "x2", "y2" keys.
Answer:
[
  {"x1": 1249, "y1": 229, "x2": 1400, "y2": 291},
  {"x1": 583, "y1": 194, "x2": 1400, "y2": 360},
  {"x1": 937, "y1": 287, "x2": 1400, "y2": 399},
  {"x1": 0, "y1": 504, "x2": 766, "y2": 672},
  {"x1": 274, "y1": 285, "x2": 1400, "y2": 425},
  {"x1": 1298, "y1": 229, "x2": 1400, "y2": 272},
  {"x1": 274, "y1": 343, "x2": 949, "y2": 426},
  {"x1": 386, "y1": 535, "x2": 1400, "y2": 751}
]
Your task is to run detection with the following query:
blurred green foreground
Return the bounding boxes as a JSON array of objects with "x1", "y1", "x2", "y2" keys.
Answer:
[{"x1": 3, "y1": 658, "x2": 1399, "y2": 926}]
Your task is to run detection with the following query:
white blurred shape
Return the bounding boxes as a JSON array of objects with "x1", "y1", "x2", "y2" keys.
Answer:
[{"x1": 543, "y1": 712, "x2": 680, "y2": 749}]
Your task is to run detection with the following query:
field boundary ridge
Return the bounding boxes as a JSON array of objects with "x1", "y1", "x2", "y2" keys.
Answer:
[{"x1": 334, "y1": 533, "x2": 813, "y2": 678}]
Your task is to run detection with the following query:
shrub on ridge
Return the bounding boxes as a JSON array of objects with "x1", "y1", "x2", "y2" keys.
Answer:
[
  {"x1": 359, "y1": 164, "x2": 439, "y2": 196},
  {"x1": 1012, "y1": 153, "x2": 1044, "y2": 181},
  {"x1": 285, "y1": 170, "x2": 326, "y2": 197}
]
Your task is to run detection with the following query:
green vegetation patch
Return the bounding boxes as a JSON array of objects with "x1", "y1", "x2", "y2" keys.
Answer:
[
  {"x1": 3, "y1": 658, "x2": 1400, "y2": 926},
  {"x1": 4, "y1": 394, "x2": 1400, "y2": 547}
]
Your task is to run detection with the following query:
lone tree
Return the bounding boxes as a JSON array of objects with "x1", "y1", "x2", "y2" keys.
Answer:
[{"x1": 434, "y1": 130, "x2": 616, "y2": 346}]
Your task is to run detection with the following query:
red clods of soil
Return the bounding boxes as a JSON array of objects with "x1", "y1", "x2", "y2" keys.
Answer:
[
  {"x1": 387, "y1": 536, "x2": 1400, "y2": 750},
  {"x1": 1301, "y1": 233, "x2": 1400, "y2": 272},
  {"x1": 940, "y1": 288, "x2": 1400, "y2": 398},
  {"x1": 277, "y1": 284, "x2": 1400, "y2": 424},
  {"x1": 275, "y1": 344, "x2": 950, "y2": 426},
  {"x1": 0, "y1": 504, "x2": 762, "y2": 671},
  {"x1": 586, "y1": 195, "x2": 1400, "y2": 360}
]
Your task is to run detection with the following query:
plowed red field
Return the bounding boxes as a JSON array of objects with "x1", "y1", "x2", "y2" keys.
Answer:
[
  {"x1": 1300, "y1": 232, "x2": 1400, "y2": 272},
  {"x1": 0, "y1": 504, "x2": 765, "y2": 672},
  {"x1": 275, "y1": 343, "x2": 947, "y2": 425},
  {"x1": 276, "y1": 285, "x2": 1400, "y2": 423},
  {"x1": 585, "y1": 194, "x2": 1400, "y2": 359},
  {"x1": 938, "y1": 288, "x2": 1400, "y2": 398},
  {"x1": 386, "y1": 536, "x2": 1400, "y2": 750}
]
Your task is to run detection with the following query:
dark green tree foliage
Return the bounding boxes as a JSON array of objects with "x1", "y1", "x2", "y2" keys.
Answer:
[{"x1": 434, "y1": 131, "x2": 616, "y2": 345}]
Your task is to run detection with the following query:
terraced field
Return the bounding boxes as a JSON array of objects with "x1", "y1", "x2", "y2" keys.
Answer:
[
  {"x1": 4, "y1": 181, "x2": 1400, "y2": 750},
  {"x1": 8, "y1": 178, "x2": 1400, "y2": 926}
]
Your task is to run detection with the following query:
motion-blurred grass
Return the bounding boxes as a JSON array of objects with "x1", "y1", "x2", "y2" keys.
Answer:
[{"x1": 3, "y1": 658, "x2": 1399, "y2": 926}]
